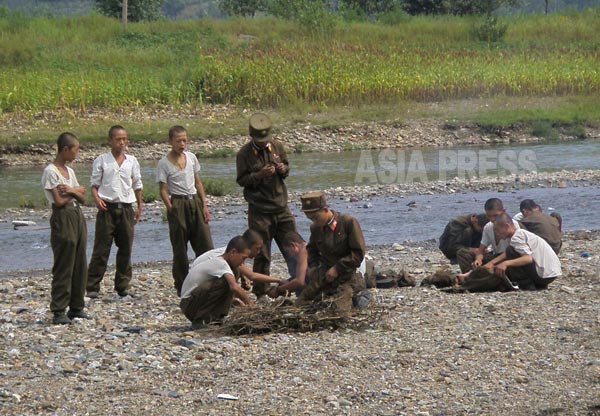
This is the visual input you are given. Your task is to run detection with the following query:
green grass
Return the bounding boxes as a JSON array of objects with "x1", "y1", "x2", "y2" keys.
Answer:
[{"x1": 0, "y1": 12, "x2": 599, "y2": 113}]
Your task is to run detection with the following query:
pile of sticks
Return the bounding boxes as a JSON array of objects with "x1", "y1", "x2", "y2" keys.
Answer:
[{"x1": 219, "y1": 296, "x2": 384, "y2": 335}]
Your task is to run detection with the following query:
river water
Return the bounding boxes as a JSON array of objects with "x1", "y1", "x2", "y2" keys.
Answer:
[{"x1": 1, "y1": 140, "x2": 599, "y2": 272}]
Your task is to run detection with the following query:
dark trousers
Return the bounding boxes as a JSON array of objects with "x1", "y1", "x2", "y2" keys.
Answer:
[
  {"x1": 247, "y1": 205, "x2": 296, "y2": 296},
  {"x1": 456, "y1": 248, "x2": 496, "y2": 273},
  {"x1": 50, "y1": 204, "x2": 88, "y2": 313},
  {"x1": 296, "y1": 266, "x2": 361, "y2": 314},
  {"x1": 505, "y1": 246, "x2": 556, "y2": 290},
  {"x1": 168, "y1": 196, "x2": 214, "y2": 294},
  {"x1": 180, "y1": 277, "x2": 232, "y2": 324},
  {"x1": 87, "y1": 204, "x2": 135, "y2": 294}
]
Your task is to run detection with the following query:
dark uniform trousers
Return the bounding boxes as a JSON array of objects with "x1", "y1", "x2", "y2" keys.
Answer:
[
  {"x1": 87, "y1": 203, "x2": 135, "y2": 294},
  {"x1": 248, "y1": 204, "x2": 296, "y2": 296},
  {"x1": 504, "y1": 246, "x2": 556, "y2": 290},
  {"x1": 50, "y1": 203, "x2": 88, "y2": 313},
  {"x1": 168, "y1": 195, "x2": 214, "y2": 294},
  {"x1": 180, "y1": 277, "x2": 232, "y2": 324},
  {"x1": 296, "y1": 266, "x2": 363, "y2": 313},
  {"x1": 456, "y1": 247, "x2": 496, "y2": 273}
]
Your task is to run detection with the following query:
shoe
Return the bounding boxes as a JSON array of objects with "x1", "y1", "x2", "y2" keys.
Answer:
[
  {"x1": 52, "y1": 313, "x2": 72, "y2": 325},
  {"x1": 67, "y1": 309, "x2": 92, "y2": 320},
  {"x1": 118, "y1": 290, "x2": 137, "y2": 298},
  {"x1": 191, "y1": 320, "x2": 207, "y2": 330},
  {"x1": 86, "y1": 291, "x2": 99, "y2": 299}
]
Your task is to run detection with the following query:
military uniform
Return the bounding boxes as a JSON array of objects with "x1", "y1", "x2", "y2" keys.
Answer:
[
  {"x1": 438, "y1": 214, "x2": 483, "y2": 261},
  {"x1": 519, "y1": 212, "x2": 562, "y2": 254},
  {"x1": 296, "y1": 192, "x2": 366, "y2": 313},
  {"x1": 236, "y1": 114, "x2": 296, "y2": 296}
]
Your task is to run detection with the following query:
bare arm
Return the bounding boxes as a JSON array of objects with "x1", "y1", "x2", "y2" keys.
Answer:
[
  {"x1": 159, "y1": 182, "x2": 172, "y2": 211},
  {"x1": 194, "y1": 173, "x2": 210, "y2": 223},
  {"x1": 134, "y1": 188, "x2": 143, "y2": 223},
  {"x1": 239, "y1": 264, "x2": 281, "y2": 284},
  {"x1": 223, "y1": 273, "x2": 251, "y2": 305},
  {"x1": 55, "y1": 184, "x2": 86, "y2": 205},
  {"x1": 91, "y1": 186, "x2": 107, "y2": 211}
]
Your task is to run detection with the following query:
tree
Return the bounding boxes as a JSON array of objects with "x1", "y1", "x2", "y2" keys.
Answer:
[
  {"x1": 95, "y1": 0, "x2": 165, "y2": 21},
  {"x1": 219, "y1": 0, "x2": 266, "y2": 16},
  {"x1": 401, "y1": 0, "x2": 520, "y2": 15},
  {"x1": 339, "y1": 0, "x2": 398, "y2": 17}
]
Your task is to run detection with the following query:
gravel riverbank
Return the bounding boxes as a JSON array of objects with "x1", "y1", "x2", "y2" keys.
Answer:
[{"x1": 0, "y1": 230, "x2": 599, "y2": 415}]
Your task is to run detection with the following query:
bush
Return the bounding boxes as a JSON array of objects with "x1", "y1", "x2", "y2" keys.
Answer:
[
  {"x1": 266, "y1": 0, "x2": 337, "y2": 34},
  {"x1": 530, "y1": 119, "x2": 558, "y2": 140},
  {"x1": 203, "y1": 178, "x2": 231, "y2": 196},
  {"x1": 95, "y1": 0, "x2": 165, "y2": 21},
  {"x1": 142, "y1": 189, "x2": 158, "y2": 203},
  {"x1": 471, "y1": 14, "x2": 508, "y2": 43}
]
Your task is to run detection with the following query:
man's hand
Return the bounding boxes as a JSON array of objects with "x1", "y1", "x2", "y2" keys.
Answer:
[
  {"x1": 95, "y1": 198, "x2": 107, "y2": 211},
  {"x1": 325, "y1": 266, "x2": 338, "y2": 283},
  {"x1": 134, "y1": 207, "x2": 142, "y2": 223},
  {"x1": 274, "y1": 162, "x2": 287, "y2": 175},
  {"x1": 268, "y1": 286, "x2": 279, "y2": 298},
  {"x1": 472, "y1": 256, "x2": 483, "y2": 269},
  {"x1": 494, "y1": 262, "x2": 508, "y2": 277},
  {"x1": 203, "y1": 205, "x2": 211, "y2": 223},
  {"x1": 256, "y1": 164, "x2": 276, "y2": 179}
]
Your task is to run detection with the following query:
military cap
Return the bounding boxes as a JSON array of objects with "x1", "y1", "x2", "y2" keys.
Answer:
[
  {"x1": 249, "y1": 113, "x2": 272, "y2": 142},
  {"x1": 301, "y1": 191, "x2": 327, "y2": 212}
]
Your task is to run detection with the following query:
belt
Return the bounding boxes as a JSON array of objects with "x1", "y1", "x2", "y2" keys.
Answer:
[
  {"x1": 52, "y1": 201, "x2": 79, "y2": 209},
  {"x1": 171, "y1": 194, "x2": 197, "y2": 200},
  {"x1": 105, "y1": 202, "x2": 132, "y2": 209}
]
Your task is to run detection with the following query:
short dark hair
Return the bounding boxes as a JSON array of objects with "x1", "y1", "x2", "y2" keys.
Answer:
[
  {"x1": 282, "y1": 231, "x2": 305, "y2": 247},
  {"x1": 242, "y1": 229, "x2": 262, "y2": 247},
  {"x1": 108, "y1": 125, "x2": 126, "y2": 139},
  {"x1": 519, "y1": 199, "x2": 538, "y2": 212},
  {"x1": 168, "y1": 125, "x2": 187, "y2": 139},
  {"x1": 57, "y1": 132, "x2": 78, "y2": 152},
  {"x1": 225, "y1": 236, "x2": 248, "y2": 253},
  {"x1": 475, "y1": 213, "x2": 489, "y2": 228},
  {"x1": 494, "y1": 212, "x2": 513, "y2": 227},
  {"x1": 484, "y1": 198, "x2": 503, "y2": 211}
]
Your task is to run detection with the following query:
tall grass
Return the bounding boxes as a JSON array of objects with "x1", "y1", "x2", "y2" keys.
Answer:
[{"x1": 0, "y1": 12, "x2": 599, "y2": 113}]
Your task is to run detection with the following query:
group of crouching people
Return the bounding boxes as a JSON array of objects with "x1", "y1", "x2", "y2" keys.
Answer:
[{"x1": 435, "y1": 197, "x2": 562, "y2": 292}]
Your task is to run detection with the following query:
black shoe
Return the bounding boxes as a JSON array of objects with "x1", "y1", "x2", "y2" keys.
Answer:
[
  {"x1": 86, "y1": 291, "x2": 99, "y2": 299},
  {"x1": 52, "y1": 313, "x2": 72, "y2": 325},
  {"x1": 118, "y1": 290, "x2": 137, "y2": 298},
  {"x1": 67, "y1": 309, "x2": 91, "y2": 320},
  {"x1": 191, "y1": 320, "x2": 207, "y2": 330}
]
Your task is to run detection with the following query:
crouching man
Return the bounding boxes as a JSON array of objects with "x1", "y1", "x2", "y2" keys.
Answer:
[
  {"x1": 295, "y1": 192, "x2": 366, "y2": 313},
  {"x1": 180, "y1": 236, "x2": 252, "y2": 328},
  {"x1": 489, "y1": 212, "x2": 562, "y2": 290}
]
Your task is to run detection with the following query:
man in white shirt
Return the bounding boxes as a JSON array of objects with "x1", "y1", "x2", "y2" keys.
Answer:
[
  {"x1": 180, "y1": 236, "x2": 252, "y2": 328},
  {"x1": 490, "y1": 213, "x2": 561, "y2": 290},
  {"x1": 457, "y1": 198, "x2": 519, "y2": 273},
  {"x1": 87, "y1": 126, "x2": 143, "y2": 298}
]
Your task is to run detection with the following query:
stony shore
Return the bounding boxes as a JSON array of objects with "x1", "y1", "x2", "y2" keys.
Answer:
[
  {"x1": 1, "y1": 230, "x2": 599, "y2": 415},
  {"x1": 1, "y1": 116, "x2": 599, "y2": 415},
  {"x1": 1, "y1": 116, "x2": 599, "y2": 167}
]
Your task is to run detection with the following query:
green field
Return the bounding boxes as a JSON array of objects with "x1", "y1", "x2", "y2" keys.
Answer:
[{"x1": 0, "y1": 10, "x2": 599, "y2": 143}]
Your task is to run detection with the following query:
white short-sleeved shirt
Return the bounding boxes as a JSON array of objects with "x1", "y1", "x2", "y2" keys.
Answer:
[
  {"x1": 157, "y1": 151, "x2": 200, "y2": 196},
  {"x1": 510, "y1": 229, "x2": 561, "y2": 279},
  {"x1": 191, "y1": 246, "x2": 226, "y2": 268},
  {"x1": 481, "y1": 219, "x2": 520, "y2": 254},
  {"x1": 512, "y1": 212, "x2": 524, "y2": 222},
  {"x1": 41, "y1": 163, "x2": 80, "y2": 205},
  {"x1": 91, "y1": 152, "x2": 143, "y2": 203},
  {"x1": 180, "y1": 256, "x2": 233, "y2": 299}
]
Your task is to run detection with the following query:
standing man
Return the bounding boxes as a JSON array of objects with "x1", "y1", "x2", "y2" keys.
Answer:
[
  {"x1": 158, "y1": 125, "x2": 214, "y2": 296},
  {"x1": 296, "y1": 192, "x2": 366, "y2": 313},
  {"x1": 236, "y1": 113, "x2": 296, "y2": 299},
  {"x1": 87, "y1": 126, "x2": 143, "y2": 298},
  {"x1": 42, "y1": 132, "x2": 89, "y2": 324}
]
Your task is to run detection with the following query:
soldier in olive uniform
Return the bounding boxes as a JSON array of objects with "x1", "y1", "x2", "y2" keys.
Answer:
[
  {"x1": 296, "y1": 192, "x2": 366, "y2": 313},
  {"x1": 236, "y1": 113, "x2": 297, "y2": 297},
  {"x1": 439, "y1": 213, "x2": 488, "y2": 262}
]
